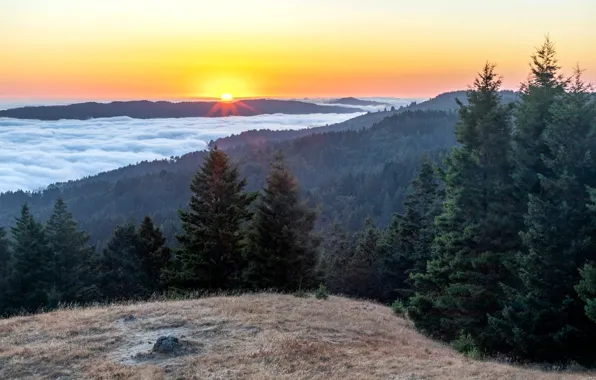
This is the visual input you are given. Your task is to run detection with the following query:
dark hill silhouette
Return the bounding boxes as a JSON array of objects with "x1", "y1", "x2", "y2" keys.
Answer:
[
  {"x1": 327, "y1": 97, "x2": 391, "y2": 106},
  {"x1": 0, "y1": 99, "x2": 363, "y2": 120}
]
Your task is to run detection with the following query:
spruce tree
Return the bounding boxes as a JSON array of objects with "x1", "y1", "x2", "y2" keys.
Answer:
[
  {"x1": 343, "y1": 217, "x2": 382, "y2": 299},
  {"x1": 491, "y1": 70, "x2": 596, "y2": 363},
  {"x1": 46, "y1": 198, "x2": 97, "y2": 303},
  {"x1": 511, "y1": 37, "x2": 567, "y2": 217},
  {"x1": 138, "y1": 216, "x2": 171, "y2": 292},
  {"x1": 5, "y1": 204, "x2": 54, "y2": 313},
  {"x1": 576, "y1": 264, "x2": 596, "y2": 324},
  {"x1": 177, "y1": 146, "x2": 255, "y2": 290},
  {"x1": 318, "y1": 222, "x2": 354, "y2": 293},
  {"x1": 98, "y1": 223, "x2": 146, "y2": 300},
  {"x1": 243, "y1": 154, "x2": 320, "y2": 291},
  {"x1": 409, "y1": 64, "x2": 518, "y2": 351},
  {"x1": 0, "y1": 227, "x2": 11, "y2": 315}
]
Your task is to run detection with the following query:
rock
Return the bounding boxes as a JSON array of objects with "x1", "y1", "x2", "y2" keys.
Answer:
[
  {"x1": 122, "y1": 314, "x2": 136, "y2": 322},
  {"x1": 152, "y1": 335, "x2": 180, "y2": 354}
]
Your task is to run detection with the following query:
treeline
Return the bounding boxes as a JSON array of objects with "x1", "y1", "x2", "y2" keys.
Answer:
[
  {"x1": 0, "y1": 148, "x2": 321, "y2": 316},
  {"x1": 319, "y1": 39, "x2": 596, "y2": 365}
]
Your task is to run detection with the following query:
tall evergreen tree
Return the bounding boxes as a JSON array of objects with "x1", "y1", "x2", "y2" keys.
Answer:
[
  {"x1": 243, "y1": 154, "x2": 320, "y2": 291},
  {"x1": 409, "y1": 63, "x2": 518, "y2": 351},
  {"x1": 0, "y1": 227, "x2": 11, "y2": 315},
  {"x1": 342, "y1": 217, "x2": 382, "y2": 299},
  {"x1": 490, "y1": 70, "x2": 596, "y2": 363},
  {"x1": 137, "y1": 216, "x2": 171, "y2": 293},
  {"x1": 511, "y1": 37, "x2": 567, "y2": 213},
  {"x1": 46, "y1": 198, "x2": 97, "y2": 303},
  {"x1": 576, "y1": 263, "x2": 596, "y2": 324},
  {"x1": 4, "y1": 204, "x2": 54, "y2": 313},
  {"x1": 318, "y1": 222, "x2": 354, "y2": 294},
  {"x1": 176, "y1": 147, "x2": 255, "y2": 290},
  {"x1": 98, "y1": 223, "x2": 146, "y2": 300}
]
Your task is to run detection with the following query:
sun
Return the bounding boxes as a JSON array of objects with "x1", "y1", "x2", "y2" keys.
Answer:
[{"x1": 221, "y1": 93, "x2": 234, "y2": 102}]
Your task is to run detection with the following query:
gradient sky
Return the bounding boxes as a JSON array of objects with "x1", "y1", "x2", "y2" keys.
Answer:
[{"x1": 1, "y1": 0, "x2": 595, "y2": 100}]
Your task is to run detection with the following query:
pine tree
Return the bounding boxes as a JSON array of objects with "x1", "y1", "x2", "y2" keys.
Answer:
[
  {"x1": 243, "y1": 154, "x2": 320, "y2": 291},
  {"x1": 318, "y1": 222, "x2": 354, "y2": 293},
  {"x1": 177, "y1": 146, "x2": 256, "y2": 290},
  {"x1": 46, "y1": 198, "x2": 97, "y2": 303},
  {"x1": 511, "y1": 37, "x2": 567, "y2": 216},
  {"x1": 98, "y1": 223, "x2": 146, "y2": 300},
  {"x1": 343, "y1": 217, "x2": 382, "y2": 299},
  {"x1": 0, "y1": 227, "x2": 11, "y2": 315},
  {"x1": 409, "y1": 63, "x2": 518, "y2": 350},
  {"x1": 4, "y1": 204, "x2": 54, "y2": 313},
  {"x1": 491, "y1": 70, "x2": 596, "y2": 363},
  {"x1": 138, "y1": 216, "x2": 171, "y2": 293},
  {"x1": 576, "y1": 263, "x2": 596, "y2": 324}
]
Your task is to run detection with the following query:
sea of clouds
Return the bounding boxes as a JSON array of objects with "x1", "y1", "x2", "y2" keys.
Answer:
[{"x1": 0, "y1": 113, "x2": 362, "y2": 192}]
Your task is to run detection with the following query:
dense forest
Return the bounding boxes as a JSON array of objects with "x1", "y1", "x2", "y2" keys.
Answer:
[{"x1": 2, "y1": 38, "x2": 596, "y2": 366}]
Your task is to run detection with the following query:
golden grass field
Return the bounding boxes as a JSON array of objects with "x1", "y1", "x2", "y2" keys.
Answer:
[{"x1": 1, "y1": 293, "x2": 595, "y2": 379}]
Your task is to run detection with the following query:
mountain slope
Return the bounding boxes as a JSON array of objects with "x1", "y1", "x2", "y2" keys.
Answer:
[
  {"x1": 0, "y1": 99, "x2": 363, "y2": 120},
  {"x1": 0, "y1": 110, "x2": 458, "y2": 244},
  {"x1": 0, "y1": 293, "x2": 591, "y2": 380}
]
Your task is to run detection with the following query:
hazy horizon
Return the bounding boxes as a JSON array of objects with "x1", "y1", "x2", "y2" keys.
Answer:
[{"x1": 2, "y1": 0, "x2": 595, "y2": 100}]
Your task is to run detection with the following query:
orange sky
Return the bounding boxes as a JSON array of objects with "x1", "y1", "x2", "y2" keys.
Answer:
[{"x1": 1, "y1": 0, "x2": 595, "y2": 100}]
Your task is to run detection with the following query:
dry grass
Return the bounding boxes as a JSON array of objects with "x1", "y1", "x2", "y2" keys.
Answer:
[{"x1": 1, "y1": 293, "x2": 595, "y2": 379}]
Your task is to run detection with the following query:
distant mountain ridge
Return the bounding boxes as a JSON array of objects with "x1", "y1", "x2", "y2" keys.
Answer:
[
  {"x1": 327, "y1": 97, "x2": 391, "y2": 106},
  {"x1": 0, "y1": 99, "x2": 363, "y2": 120}
]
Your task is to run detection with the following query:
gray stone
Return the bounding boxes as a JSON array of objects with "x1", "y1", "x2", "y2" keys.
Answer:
[
  {"x1": 122, "y1": 314, "x2": 136, "y2": 322},
  {"x1": 152, "y1": 335, "x2": 180, "y2": 354}
]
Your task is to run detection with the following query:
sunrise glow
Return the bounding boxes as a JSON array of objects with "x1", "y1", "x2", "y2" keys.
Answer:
[
  {"x1": 1, "y1": 0, "x2": 595, "y2": 100},
  {"x1": 221, "y1": 94, "x2": 234, "y2": 102}
]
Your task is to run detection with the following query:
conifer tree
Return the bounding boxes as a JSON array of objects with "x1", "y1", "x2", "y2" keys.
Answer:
[
  {"x1": 511, "y1": 37, "x2": 567, "y2": 214},
  {"x1": 137, "y1": 216, "x2": 171, "y2": 292},
  {"x1": 98, "y1": 223, "x2": 146, "y2": 300},
  {"x1": 46, "y1": 198, "x2": 97, "y2": 303},
  {"x1": 243, "y1": 154, "x2": 320, "y2": 291},
  {"x1": 409, "y1": 64, "x2": 518, "y2": 350},
  {"x1": 176, "y1": 146, "x2": 256, "y2": 290},
  {"x1": 0, "y1": 227, "x2": 11, "y2": 315},
  {"x1": 491, "y1": 70, "x2": 596, "y2": 363},
  {"x1": 342, "y1": 217, "x2": 382, "y2": 298},
  {"x1": 576, "y1": 264, "x2": 596, "y2": 324},
  {"x1": 318, "y1": 222, "x2": 354, "y2": 293},
  {"x1": 4, "y1": 204, "x2": 54, "y2": 313}
]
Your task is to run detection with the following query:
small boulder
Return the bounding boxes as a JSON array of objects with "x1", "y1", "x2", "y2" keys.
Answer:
[
  {"x1": 152, "y1": 335, "x2": 180, "y2": 354},
  {"x1": 122, "y1": 314, "x2": 136, "y2": 322}
]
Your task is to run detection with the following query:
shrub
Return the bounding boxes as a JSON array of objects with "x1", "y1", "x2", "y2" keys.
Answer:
[
  {"x1": 315, "y1": 283, "x2": 329, "y2": 300},
  {"x1": 391, "y1": 299, "x2": 406, "y2": 315},
  {"x1": 451, "y1": 331, "x2": 483, "y2": 360}
]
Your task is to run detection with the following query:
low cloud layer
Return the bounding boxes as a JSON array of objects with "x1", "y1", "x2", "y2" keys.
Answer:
[{"x1": 0, "y1": 113, "x2": 360, "y2": 192}]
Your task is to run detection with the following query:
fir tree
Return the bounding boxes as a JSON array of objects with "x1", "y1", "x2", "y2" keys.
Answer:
[
  {"x1": 4, "y1": 204, "x2": 54, "y2": 313},
  {"x1": 491, "y1": 70, "x2": 596, "y2": 363},
  {"x1": 343, "y1": 217, "x2": 382, "y2": 299},
  {"x1": 318, "y1": 222, "x2": 354, "y2": 293},
  {"x1": 576, "y1": 263, "x2": 596, "y2": 324},
  {"x1": 46, "y1": 198, "x2": 97, "y2": 303},
  {"x1": 98, "y1": 223, "x2": 146, "y2": 300},
  {"x1": 176, "y1": 146, "x2": 256, "y2": 290},
  {"x1": 243, "y1": 154, "x2": 320, "y2": 291},
  {"x1": 409, "y1": 63, "x2": 518, "y2": 350},
  {"x1": 0, "y1": 227, "x2": 11, "y2": 315},
  {"x1": 137, "y1": 216, "x2": 171, "y2": 292}
]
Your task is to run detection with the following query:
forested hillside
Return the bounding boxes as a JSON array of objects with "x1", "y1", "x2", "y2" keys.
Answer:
[
  {"x1": 0, "y1": 110, "x2": 458, "y2": 245},
  {"x1": 2, "y1": 38, "x2": 596, "y2": 367}
]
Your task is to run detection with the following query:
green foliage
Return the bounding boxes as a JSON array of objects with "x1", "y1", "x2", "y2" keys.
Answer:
[
  {"x1": 244, "y1": 154, "x2": 320, "y2": 291},
  {"x1": 451, "y1": 331, "x2": 483, "y2": 360},
  {"x1": 176, "y1": 146, "x2": 256, "y2": 290},
  {"x1": 576, "y1": 264, "x2": 596, "y2": 324},
  {"x1": 390, "y1": 299, "x2": 406, "y2": 316},
  {"x1": 409, "y1": 63, "x2": 519, "y2": 351},
  {"x1": 138, "y1": 216, "x2": 172, "y2": 292},
  {"x1": 0, "y1": 227, "x2": 12, "y2": 315},
  {"x1": 46, "y1": 198, "x2": 97, "y2": 303},
  {"x1": 315, "y1": 283, "x2": 329, "y2": 300},
  {"x1": 4, "y1": 204, "x2": 54, "y2": 313}
]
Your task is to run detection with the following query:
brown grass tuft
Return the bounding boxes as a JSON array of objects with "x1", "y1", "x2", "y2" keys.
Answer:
[{"x1": 1, "y1": 293, "x2": 595, "y2": 379}]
